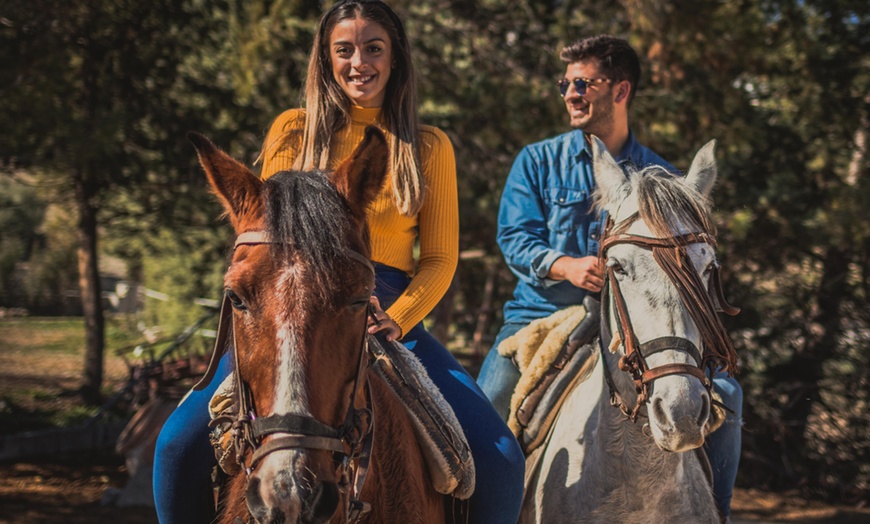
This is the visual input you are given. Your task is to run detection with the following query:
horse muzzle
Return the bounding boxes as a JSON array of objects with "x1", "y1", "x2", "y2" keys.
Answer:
[
  {"x1": 246, "y1": 450, "x2": 341, "y2": 524},
  {"x1": 646, "y1": 377, "x2": 710, "y2": 452}
]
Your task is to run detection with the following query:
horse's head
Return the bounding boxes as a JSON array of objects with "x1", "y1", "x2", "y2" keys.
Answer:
[
  {"x1": 190, "y1": 127, "x2": 389, "y2": 523},
  {"x1": 592, "y1": 136, "x2": 737, "y2": 453}
]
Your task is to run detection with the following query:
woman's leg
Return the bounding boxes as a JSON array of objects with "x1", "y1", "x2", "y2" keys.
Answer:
[
  {"x1": 706, "y1": 372, "x2": 743, "y2": 518},
  {"x1": 153, "y1": 352, "x2": 232, "y2": 524},
  {"x1": 402, "y1": 324, "x2": 525, "y2": 524}
]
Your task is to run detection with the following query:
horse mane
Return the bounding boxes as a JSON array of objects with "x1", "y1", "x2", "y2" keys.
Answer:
[
  {"x1": 263, "y1": 170, "x2": 356, "y2": 297},
  {"x1": 631, "y1": 165, "x2": 716, "y2": 239}
]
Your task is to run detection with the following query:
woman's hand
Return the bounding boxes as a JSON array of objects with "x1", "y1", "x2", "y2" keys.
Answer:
[{"x1": 367, "y1": 296, "x2": 403, "y2": 341}]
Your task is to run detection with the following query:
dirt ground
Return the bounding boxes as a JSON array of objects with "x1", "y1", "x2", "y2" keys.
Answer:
[
  {"x1": 1, "y1": 318, "x2": 869, "y2": 523},
  {"x1": 1, "y1": 453, "x2": 869, "y2": 524}
]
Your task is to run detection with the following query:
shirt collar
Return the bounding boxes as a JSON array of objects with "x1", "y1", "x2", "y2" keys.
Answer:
[{"x1": 573, "y1": 130, "x2": 641, "y2": 166}]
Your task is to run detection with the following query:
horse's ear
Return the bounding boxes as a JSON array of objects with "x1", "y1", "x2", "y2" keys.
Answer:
[
  {"x1": 591, "y1": 135, "x2": 630, "y2": 214},
  {"x1": 187, "y1": 132, "x2": 263, "y2": 232},
  {"x1": 331, "y1": 126, "x2": 389, "y2": 216},
  {"x1": 684, "y1": 140, "x2": 717, "y2": 198}
]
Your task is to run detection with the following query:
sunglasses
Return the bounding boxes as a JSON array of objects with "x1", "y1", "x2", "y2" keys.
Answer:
[{"x1": 557, "y1": 77, "x2": 612, "y2": 97}]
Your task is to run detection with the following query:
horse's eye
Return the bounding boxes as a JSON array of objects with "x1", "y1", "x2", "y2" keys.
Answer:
[
  {"x1": 350, "y1": 297, "x2": 370, "y2": 310},
  {"x1": 703, "y1": 260, "x2": 717, "y2": 276},
  {"x1": 608, "y1": 260, "x2": 627, "y2": 277},
  {"x1": 226, "y1": 289, "x2": 247, "y2": 311}
]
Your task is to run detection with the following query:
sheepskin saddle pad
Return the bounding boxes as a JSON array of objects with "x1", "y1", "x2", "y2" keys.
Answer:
[
  {"x1": 498, "y1": 295, "x2": 601, "y2": 454},
  {"x1": 368, "y1": 334, "x2": 475, "y2": 499}
]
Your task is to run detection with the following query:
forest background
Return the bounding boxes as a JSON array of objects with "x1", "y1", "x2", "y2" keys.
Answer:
[{"x1": 1, "y1": 0, "x2": 868, "y2": 506}]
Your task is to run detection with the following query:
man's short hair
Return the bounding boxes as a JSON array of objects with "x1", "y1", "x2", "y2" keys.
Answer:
[{"x1": 560, "y1": 35, "x2": 641, "y2": 105}]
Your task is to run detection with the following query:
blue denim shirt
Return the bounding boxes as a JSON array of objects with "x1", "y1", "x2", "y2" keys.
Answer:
[{"x1": 497, "y1": 130, "x2": 675, "y2": 324}]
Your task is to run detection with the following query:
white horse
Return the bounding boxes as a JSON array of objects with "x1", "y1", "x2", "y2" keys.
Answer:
[{"x1": 521, "y1": 138, "x2": 737, "y2": 524}]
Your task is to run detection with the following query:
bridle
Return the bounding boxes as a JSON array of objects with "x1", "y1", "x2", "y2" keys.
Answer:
[
  {"x1": 195, "y1": 230, "x2": 377, "y2": 522},
  {"x1": 598, "y1": 214, "x2": 740, "y2": 422}
]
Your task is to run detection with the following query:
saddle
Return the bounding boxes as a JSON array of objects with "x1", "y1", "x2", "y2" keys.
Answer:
[
  {"x1": 498, "y1": 296, "x2": 601, "y2": 454},
  {"x1": 207, "y1": 334, "x2": 476, "y2": 500}
]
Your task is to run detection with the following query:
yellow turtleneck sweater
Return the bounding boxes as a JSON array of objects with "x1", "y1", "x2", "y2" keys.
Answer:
[{"x1": 259, "y1": 106, "x2": 459, "y2": 335}]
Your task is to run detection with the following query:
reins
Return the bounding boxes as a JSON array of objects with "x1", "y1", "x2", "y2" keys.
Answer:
[
  {"x1": 598, "y1": 214, "x2": 739, "y2": 422},
  {"x1": 198, "y1": 230, "x2": 377, "y2": 523}
]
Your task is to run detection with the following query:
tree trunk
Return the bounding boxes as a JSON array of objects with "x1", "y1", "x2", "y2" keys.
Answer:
[
  {"x1": 782, "y1": 246, "x2": 850, "y2": 478},
  {"x1": 74, "y1": 167, "x2": 104, "y2": 404}
]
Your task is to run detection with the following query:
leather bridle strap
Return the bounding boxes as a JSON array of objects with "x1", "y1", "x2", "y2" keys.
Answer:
[
  {"x1": 252, "y1": 413, "x2": 342, "y2": 440},
  {"x1": 192, "y1": 294, "x2": 233, "y2": 391},
  {"x1": 600, "y1": 231, "x2": 717, "y2": 253},
  {"x1": 235, "y1": 231, "x2": 375, "y2": 276},
  {"x1": 250, "y1": 436, "x2": 347, "y2": 466}
]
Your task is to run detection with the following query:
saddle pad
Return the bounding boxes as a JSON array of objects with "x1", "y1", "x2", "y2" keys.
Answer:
[
  {"x1": 369, "y1": 334, "x2": 476, "y2": 500},
  {"x1": 498, "y1": 305, "x2": 587, "y2": 435}
]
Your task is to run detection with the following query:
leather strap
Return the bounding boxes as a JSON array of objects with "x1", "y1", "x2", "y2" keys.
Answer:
[
  {"x1": 250, "y1": 435, "x2": 347, "y2": 466},
  {"x1": 252, "y1": 413, "x2": 342, "y2": 439},
  {"x1": 235, "y1": 230, "x2": 375, "y2": 276}
]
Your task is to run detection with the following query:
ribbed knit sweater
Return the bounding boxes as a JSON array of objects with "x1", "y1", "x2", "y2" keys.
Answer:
[{"x1": 259, "y1": 106, "x2": 459, "y2": 335}]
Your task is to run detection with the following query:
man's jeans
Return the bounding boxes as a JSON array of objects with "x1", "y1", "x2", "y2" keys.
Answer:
[{"x1": 476, "y1": 322, "x2": 742, "y2": 517}]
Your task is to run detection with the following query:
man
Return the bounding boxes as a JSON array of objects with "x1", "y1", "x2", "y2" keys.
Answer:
[{"x1": 476, "y1": 35, "x2": 742, "y2": 521}]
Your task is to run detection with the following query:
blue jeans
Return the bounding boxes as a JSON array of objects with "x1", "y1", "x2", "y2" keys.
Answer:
[
  {"x1": 153, "y1": 265, "x2": 525, "y2": 524},
  {"x1": 705, "y1": 372, "x2": 742, "y2": 517},
  {"x1": 477, "y1": 321, "x2": 742, "y2": 517},
  {"x1": 153, "y1": 351, "x2": 232, "y2": 523}
]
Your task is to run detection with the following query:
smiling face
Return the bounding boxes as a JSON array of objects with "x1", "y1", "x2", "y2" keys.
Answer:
[
  {"x1": 563, "y1": 59, "x2": 616, "y2": 136},
  {"x1": 329, "y1": 17, "x2": 393, "y2": 108}
]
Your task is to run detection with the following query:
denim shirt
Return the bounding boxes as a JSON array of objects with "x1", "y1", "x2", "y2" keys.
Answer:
[{"x1": 497, "y1": 129, "x2": 675, "y2": 324}]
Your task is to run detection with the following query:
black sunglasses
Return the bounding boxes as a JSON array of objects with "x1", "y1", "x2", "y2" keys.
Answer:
[{"x1": 557, "y1": 77, "x2": 612, "y2": 97}]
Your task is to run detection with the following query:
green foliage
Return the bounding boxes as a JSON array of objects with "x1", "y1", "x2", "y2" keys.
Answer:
[
  {"x1": 139, "y1": 227, "x2": 227, "y2": 346},
  {"x1": 0, "y1": 178, "x2": 45, "y2": 301}
]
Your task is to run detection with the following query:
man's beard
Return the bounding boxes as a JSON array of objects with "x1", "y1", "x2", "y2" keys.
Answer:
[{"x1": 573, "y1": 98, "x2": 615, "y2": 138}]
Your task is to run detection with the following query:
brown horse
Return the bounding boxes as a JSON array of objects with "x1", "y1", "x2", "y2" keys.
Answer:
[{"x1": 190, "y1": 127, "x2": 444, "y2": 523}]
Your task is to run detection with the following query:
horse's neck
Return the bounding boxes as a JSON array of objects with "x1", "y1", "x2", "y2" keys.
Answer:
[
  {"x1": 591, "y1": 360, "x2": 710, "y2": 511},
  {"x1": 595, "y1": 359, "x2": 679, "y2": 477},
  {"x1": 362, "y1": 377, "x2": 442, "y2": 523}
]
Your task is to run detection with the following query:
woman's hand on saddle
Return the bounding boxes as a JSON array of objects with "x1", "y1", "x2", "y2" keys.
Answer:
[
  {"x1": 368, "y1": 296, "x2": 403, "y2": 342},
  {"x1": 548, "y1": 255, "x2": 604, "y2": 293}
]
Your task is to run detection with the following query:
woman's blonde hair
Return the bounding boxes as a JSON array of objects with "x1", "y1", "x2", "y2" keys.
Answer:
[{"x1": 294, "y1": 0, "x2": 424, "y2": 216}]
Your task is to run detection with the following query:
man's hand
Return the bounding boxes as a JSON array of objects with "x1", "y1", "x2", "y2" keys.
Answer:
[{"x1": 548, "y1": 255, "x2": 604, "y2": 292}]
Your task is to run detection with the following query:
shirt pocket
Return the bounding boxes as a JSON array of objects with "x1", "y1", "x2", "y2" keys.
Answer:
[{"x1": 546, "y1": 187, "x2": 593, "y2": 234}]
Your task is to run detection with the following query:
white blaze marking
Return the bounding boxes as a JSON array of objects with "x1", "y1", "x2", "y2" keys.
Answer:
[{"x1": 274, "y1": 268, "x2": 309, "y2": 415}]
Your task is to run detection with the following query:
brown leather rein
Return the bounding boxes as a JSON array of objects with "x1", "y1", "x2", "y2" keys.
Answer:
[
  {"x1": 194, "y1": 230, "x2": 377, "y2": 522},
  {"x1": 598, "y1": 215, "x2": 740, "y2": 422}
]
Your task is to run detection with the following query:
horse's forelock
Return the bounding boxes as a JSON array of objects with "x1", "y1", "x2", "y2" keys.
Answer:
[
  {"x1": 633, "y1": 166, "x2": 716, "y2": 239},
  {"x1": 263, "y1": 170, "x2": 356, "y2": 297}
]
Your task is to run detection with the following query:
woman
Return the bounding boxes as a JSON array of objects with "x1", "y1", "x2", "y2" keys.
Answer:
[{"x1": 153, "y1": 1, "x2": 524, "y2": 522}]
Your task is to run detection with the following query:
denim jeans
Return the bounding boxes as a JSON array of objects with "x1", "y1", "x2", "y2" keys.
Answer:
[
  {"x1": 153, "y1": 351, "x2": 231, "y2": 523},
  {"x1": 153, "y1": 264, "x2": 525, "y2": 524},
  {"x1": 705, "y1": 371, "x2": 742, "y2": 517},
  {"x1": 476, "y1": 322, "x2": 742, "y2": 517}
]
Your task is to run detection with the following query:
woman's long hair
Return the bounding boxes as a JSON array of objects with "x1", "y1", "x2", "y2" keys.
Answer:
[{"x1": 296, "y1": 0, "x2": 424, "y2": 216}]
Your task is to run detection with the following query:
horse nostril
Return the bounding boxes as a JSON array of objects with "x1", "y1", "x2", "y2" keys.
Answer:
[
  {"x1": 245, "y1": 476, "x2": 269, "y2": 522},
  {"x1": 303, "y1": 481, "x2": 340, "y2": 523},
  {"x1": 698, "y1": 392, "x2": 711, "y2": 426},
  {"x1": 652, "y1": 396, "x2": 666, "y2": 424}
]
